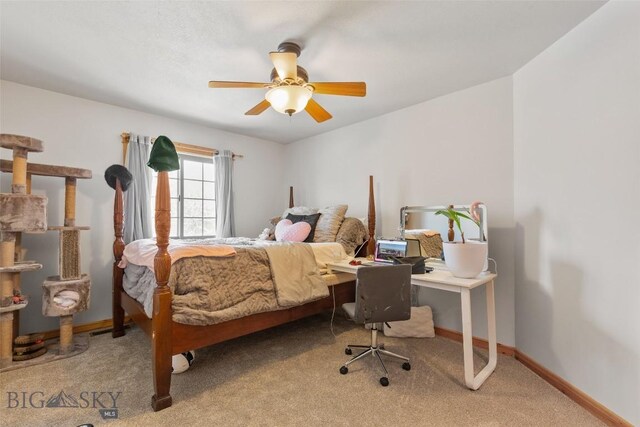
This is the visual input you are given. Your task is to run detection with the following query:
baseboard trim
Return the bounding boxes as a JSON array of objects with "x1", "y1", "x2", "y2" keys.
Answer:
[
  {"x1": 36, "y1": 316, "x2": 630, "y2": 425},
  {"x1": 434, "y1": 326, "x2": 516, "y2": 356},
  {"x1": 514, "y1": 350, "x2": 632, "y2": 427},
  {"x1": 433, "y1": 326, "x2": 630, "y2": 426},
  {"x1": 41, "y1": 316, "x2": 132, "y2": 341}
]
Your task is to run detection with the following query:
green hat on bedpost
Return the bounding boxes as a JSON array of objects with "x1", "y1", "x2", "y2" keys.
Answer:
[{"x1": 147, "y1": 135, "x2": 180, "y2": 172}]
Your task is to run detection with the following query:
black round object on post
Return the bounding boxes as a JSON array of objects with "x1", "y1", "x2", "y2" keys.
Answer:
[{"x1": 104, "y1": 164, "x2": 133, "y2": 191}]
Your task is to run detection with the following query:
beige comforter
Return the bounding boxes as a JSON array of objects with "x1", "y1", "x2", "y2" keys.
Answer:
[
  {"x1": 264, "y1": 243, "x2": 329, "y2": 307},
  {"x1": 154, "y1": 242, "x2": 328, "y2": 325}
]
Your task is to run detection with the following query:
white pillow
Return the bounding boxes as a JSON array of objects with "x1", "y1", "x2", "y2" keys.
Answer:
[{"x1": 383, "y1": 306, "x2": 435, "y2": 338}]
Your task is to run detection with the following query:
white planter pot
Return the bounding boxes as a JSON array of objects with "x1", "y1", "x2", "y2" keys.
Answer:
[{"x1": 442, "y1": 241, "x2": 488, "y2": 279}]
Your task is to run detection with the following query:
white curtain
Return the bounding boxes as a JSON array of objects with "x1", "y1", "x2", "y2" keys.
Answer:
[
  {"x1": 124, "y1": 134, "x2": 153, "y2": 243},
  {"x1": 214, "y1": 150, "x2": 235, "y2": 237}
]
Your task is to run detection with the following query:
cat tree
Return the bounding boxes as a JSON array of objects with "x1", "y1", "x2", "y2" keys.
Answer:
[
  {"x1": 0, "y1": 134, "x2": 47, "y2": 368},
  {"x1": 0, "y1": 133, "x2": 92, "y2": 371}
]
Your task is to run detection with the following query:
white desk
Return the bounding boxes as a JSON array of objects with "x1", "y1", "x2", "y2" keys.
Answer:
[{"x1": 327, "y1": 259, "x2": 498, "y2": 390}]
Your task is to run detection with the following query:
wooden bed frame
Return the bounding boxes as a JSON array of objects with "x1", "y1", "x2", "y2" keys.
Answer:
[{"x1": 111, "y1": 173, "x2": 377, "y2": 411}]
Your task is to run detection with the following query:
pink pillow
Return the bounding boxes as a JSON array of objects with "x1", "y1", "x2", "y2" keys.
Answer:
[{"x1": 275, "y1": 219, "x2": 311, "y2": 242}]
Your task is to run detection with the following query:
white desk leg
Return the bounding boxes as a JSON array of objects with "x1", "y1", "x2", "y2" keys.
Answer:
[
  {"x1": 460, "y1": 288, "x2": 476, "y2": 388},
  {"x1": 460, "y1": 280, "x2": 498, "y2": 390},
  {"x1": 485, "y1": 280, "x2": 498, "y2": 381}
]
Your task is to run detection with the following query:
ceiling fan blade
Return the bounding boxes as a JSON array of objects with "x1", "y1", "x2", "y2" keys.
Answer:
[
  {"x1": 208, "y1": 81, "x2": 269, "y2": 89},
  {"x1": 245, "y1": 99, "x2": 271, "y2": 115},
  {"x1": 308, "y1": 82, "x2": 366, "y2": 97},
  {"x1": 305, "y1": 98, "x2": 332, "y2": 123},
  {"x1": 269, "y1": 52, "x2": 297, "y2": 80}
]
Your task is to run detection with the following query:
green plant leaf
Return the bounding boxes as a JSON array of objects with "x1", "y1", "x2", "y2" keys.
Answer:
[
  {"x1": 434, "y1": 209, "x2": 456, "y2": 221},
  {"x1": 455, "y1": 211, "x2": 479, "y2": 225},
  {"x1": 452, "y1": 215, "x2": 462, "y2": 237}
]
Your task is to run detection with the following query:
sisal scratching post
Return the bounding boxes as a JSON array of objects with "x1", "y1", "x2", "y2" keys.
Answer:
[
  {"x1": 59, "y1": 315, "x2": 73, "y2": 354},
  {"x1": 59, "y1": 230, "x2": 80, "y2": 280},
  {"x1": 0, "y1": 234, "x2": 16, "y2": 366},
  {"x1": 26, "y1": 173, "x2": 32, "y2": 195},
  {"x1": 12, "y1": 147, "x2": 28, "y2": 194},
  {"x1": 0, "y1": 235, "x2": 15, "y2": 302},
  {"x1": 64, "y1": 177, "x2": 76, "y2": 227},
  {"x1": 0, "y1": 312, "x2": 13, "y2": 365}
]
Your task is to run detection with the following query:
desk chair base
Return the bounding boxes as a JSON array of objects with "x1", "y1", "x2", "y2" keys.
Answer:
[{"x1": 339, "y1": 326, "x2": 411, "y2": 386}]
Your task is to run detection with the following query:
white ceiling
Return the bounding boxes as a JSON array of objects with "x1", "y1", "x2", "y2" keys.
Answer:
[{"x1": 0, "y1": 1, "x2": 605, "y2": 143}]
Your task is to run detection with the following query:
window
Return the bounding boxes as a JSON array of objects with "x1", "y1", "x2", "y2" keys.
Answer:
[{"x1": 151, "y1": 154, "x2": 216, "y2": 238}]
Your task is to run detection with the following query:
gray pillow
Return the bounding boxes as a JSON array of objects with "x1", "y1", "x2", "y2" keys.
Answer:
[
  {"x1": 336, "y1": 217, "x2": 369, "y2": 256},
  {"x1": 281, "y1": 206, "x2": 319, "y2": 219}
]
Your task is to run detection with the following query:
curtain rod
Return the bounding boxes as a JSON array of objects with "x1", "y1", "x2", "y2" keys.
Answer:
[{"x1": 120, "y1": 132, "x2": 243, "y2": 165}]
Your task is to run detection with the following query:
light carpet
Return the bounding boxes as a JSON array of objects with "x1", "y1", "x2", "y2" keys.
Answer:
[{"x1": 0, "y1": 313, "x2": 602, "y2": 426}]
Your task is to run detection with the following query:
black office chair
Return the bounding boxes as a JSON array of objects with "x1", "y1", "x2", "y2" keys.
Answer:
[{"x1": 339, "y1": 264, "x2": 412, "y2": 386}]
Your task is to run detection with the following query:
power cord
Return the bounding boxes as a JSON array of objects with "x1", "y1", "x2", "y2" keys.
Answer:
[
  {"x1": 329, "y1": 285, "x2": 337, "y2": 338},
  {"x1": 353, "y1": 238, "x2": 369, "y2": 258},
  {"x1": 488, "y1": 257, "x2": 498, "y2": 274}
]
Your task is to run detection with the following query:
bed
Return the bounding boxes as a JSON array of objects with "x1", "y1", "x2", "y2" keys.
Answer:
[{"x1": 110, "y1": 174, "x2": 377, "y2": 411}]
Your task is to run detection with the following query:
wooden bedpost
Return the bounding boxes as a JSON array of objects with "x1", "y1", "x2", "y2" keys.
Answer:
[
  {"x1": 151, "y1": 171, "x2": 173, "y2": 411},
  {"x1": 447, "y1": 204, "x2": 455, "y2": 242},
  {"x1": 289, "y1": 186, "x2": 294, "y2": 208},
  {"x1": 112, "y1": 179, "x2": 126, "y2": 338},
  {"x1": 366, "y1": 175, "x2": 376, "y2": 257},
  {"x1": 113, "y1": 131, "x2": 129, "y2": 338}
]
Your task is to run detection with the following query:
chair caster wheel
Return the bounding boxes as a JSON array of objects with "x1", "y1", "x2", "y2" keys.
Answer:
[
  {"x1": 380, "y1": 377, "x2": 389, "y2": 387},
  {"x1": 340, "y1": 366, "x2": 348, "y2": 375},
  {"x1": 379, "y1": 344, "x2": 385, "y2": 350},
  {"x1": 345, "y1": 348, "x2": 352, "y2": 355},
  {"x1": 402, "y1": 362, "x2": 411, "y2": 371}
]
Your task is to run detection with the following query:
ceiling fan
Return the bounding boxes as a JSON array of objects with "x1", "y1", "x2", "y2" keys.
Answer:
[{"x1": 208, "y1": 42, "x2": 366, "y2": 123}]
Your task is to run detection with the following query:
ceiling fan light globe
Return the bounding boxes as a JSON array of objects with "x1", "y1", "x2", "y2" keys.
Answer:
[{"x1": 265, "y1": 86, "x2": 312, "y2": 116}]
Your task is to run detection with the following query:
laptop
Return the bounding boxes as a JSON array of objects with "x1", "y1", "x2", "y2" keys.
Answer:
[{"x1": 363, "y1": 239, "x2": 409, "y2": 265}]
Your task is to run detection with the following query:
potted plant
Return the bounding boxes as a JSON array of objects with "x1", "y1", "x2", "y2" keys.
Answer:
[{"x1": 435, "y1": 204, "x2": 487, "y2": 278}]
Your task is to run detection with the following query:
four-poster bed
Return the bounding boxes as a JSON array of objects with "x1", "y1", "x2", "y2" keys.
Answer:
[{"x1": 110, "y1": 147, "x2": 377, "y2": 411}]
